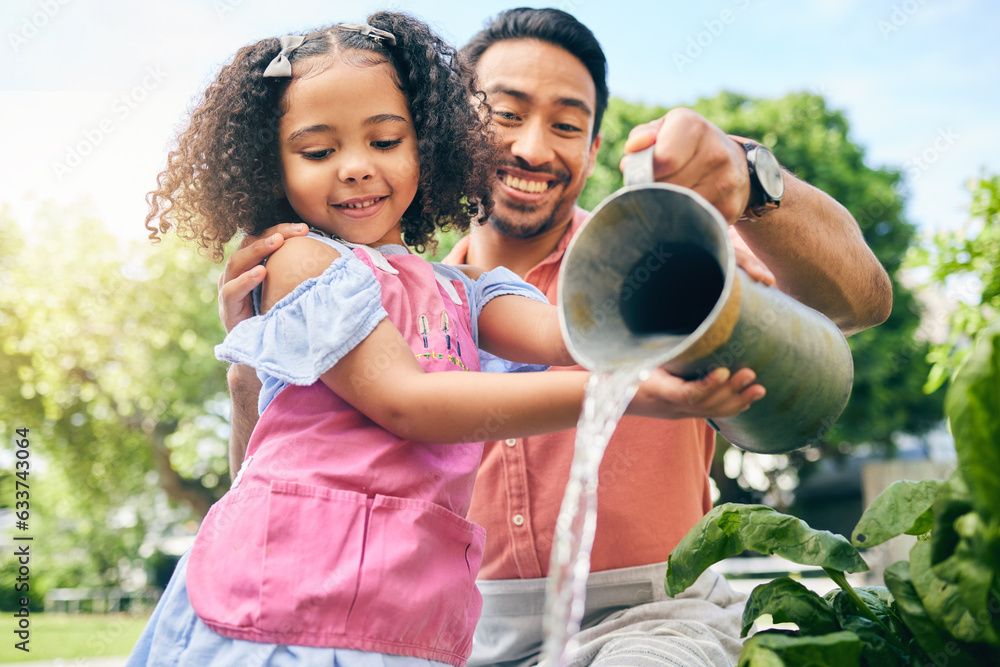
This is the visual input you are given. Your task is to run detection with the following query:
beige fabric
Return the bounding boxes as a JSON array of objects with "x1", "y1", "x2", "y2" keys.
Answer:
[{"x1": 470, "y1": 563, "x2": 746, "y2": 667}]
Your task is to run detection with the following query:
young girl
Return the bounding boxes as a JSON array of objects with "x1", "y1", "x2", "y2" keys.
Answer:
[{"x1": 131, "y1": 11, "x2": 752, "y2": 667}]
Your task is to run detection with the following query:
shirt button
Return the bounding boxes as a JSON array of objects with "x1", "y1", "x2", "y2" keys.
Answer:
[
  {"x1": 512, "y1": 514, "x2": 525, "y2": 526},
  {"x1": 505, "y1": 438, "x2": 517, "y2": 447}
]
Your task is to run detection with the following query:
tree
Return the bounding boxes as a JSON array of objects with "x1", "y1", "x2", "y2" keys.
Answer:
[
  {"x1": 906, "y1": 171, "x2": 1000, "y2": 391},
  {"x1": 0, "y1": 202, "x2": 230, "y2": 587},
  {"x1": 580, "y1": 93, "x2": 945, "y2": 512}
]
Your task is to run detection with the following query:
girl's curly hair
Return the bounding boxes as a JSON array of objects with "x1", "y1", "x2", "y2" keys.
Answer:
[{"x1": 145, "y1": 11, "x2": 497, "y2": 261}]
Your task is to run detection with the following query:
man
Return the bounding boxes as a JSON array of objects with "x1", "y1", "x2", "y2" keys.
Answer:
[{"x1": 219, "y1": 9, "x2": 892, "y2": 666}]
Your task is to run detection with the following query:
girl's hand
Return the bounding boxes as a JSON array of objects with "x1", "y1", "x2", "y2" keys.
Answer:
[
  {"x1": 217, "y1": 223, "x2": 309, "y2": 332},
  {"x1": 626, "y1": 366, "x2": 765, "y2": 420}
]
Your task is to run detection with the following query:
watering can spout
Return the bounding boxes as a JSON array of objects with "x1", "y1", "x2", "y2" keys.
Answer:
[{"x1": 557, "y1": 147, "x2": 854, "y2": 454}]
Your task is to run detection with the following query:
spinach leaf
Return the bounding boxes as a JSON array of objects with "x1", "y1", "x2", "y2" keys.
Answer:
[
  {"x1": 883, "y1": 560, "x2": 964, "y2": 665},
  {"x1": 737, "y1": 630, "x2": 863, "y2": 667},
  {"x1": 824, "y1": 585, "x2": 906, "y2": 639},
  {"x1": 928, "y1": 510, "x2": 1000, "y2": 645},
  {"x1": 819, "y1": 568, "x2": 886, "y2": 629},
  {"x1": 737, "y1": 641, "x2": 787, "y2": 667},
  {"x1": 666, "y1": 504, "x2": 868, "y2": 596},
  {"x1": 945, "y1": 321, "x2": 1000, "y2": 518},
  {"x1": 929, "y1": 472, "x2": 975, "y2": 565},
  {"x1": 857, "y1": 585, "x2": 896, "y2": 613},
  {"x1": 884, "y1": 559, "x2": 997, "y2": 665},
  {"x1": 740, "y1": 577, "x2": 840, "y2": 638},
  {"x1": 909, "y1": 539, "x2": 998, "y2": 644},
  {"x1": 822, "y1": 584, "x2": 914, "y2": 665},
  {"x1": 851, "y1": 479, "x2": 941, "y2": 547},
  {"x1": 837, "y1": 615, "x2": 908, "y2": 667}
]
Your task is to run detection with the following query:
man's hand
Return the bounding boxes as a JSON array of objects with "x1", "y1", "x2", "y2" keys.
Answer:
[
  {"x1": 622, "y1": 107, "x2": 750, "y2": 224},
  {"x1": 218, "y1": 223, "x2": 309, "y2": 473},
  {"x1": 627, "y1": 366, "x2": 765, "y2": 421},
  {"x1": 217, "y1": 223, "x2": 309, "y2": 332}
]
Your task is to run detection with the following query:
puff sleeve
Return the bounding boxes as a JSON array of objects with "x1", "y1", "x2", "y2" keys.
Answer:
[
  {"x1": 468, "y1": 265, "x2": 551, "y2": 374},
  {"x1": 215, "y1": 256, "x2": 387, "y2": 385}
]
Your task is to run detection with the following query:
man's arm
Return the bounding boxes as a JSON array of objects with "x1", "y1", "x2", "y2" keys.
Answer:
[
  {"x1": 218, "y1": 223, "x2": 309, "y2": 474},
  {"x1": 731, "y1": 172, "x2": 892, "y2": 335},
  {"x1": 227, "y1": 363, "x2": 261, "y2": 476},
  {"x1": 624, "y1": 108, "x2": 892, "y2": 336}
]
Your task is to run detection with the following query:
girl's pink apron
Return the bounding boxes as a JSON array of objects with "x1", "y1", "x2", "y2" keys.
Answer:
[{"x1": 187, "y1": 248, "x2": 485, "y2": 667}]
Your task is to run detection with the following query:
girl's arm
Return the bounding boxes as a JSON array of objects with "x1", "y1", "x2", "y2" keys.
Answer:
[
  {"x1": 477, "y1": 293, "x2": 576, "y2": 367},
  {"x1": 320, "y1": 317, "x2": 763, "y2": 443},
  {"x1": 452, "y1": 264, "x2": 573, "y2": 367},
  {"x1": 262, "y1": 239, "x2": 763, "y2": 444}
]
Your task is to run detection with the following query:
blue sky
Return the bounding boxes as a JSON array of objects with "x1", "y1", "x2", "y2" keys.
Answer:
[{"x1": 2, "y1": 0, "x2": 997, "y2": 243}]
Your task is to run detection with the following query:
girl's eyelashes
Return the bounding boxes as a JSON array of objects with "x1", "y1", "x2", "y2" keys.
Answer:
[
  {"x1": 298, "y1": 139, "x2": 402, "y2": 159},
  {"x1": 372, "y1": 138, "x2": 403, "y2": 150},
  {"x1": 302, "y1": 149, "x2": 333, "y2": 160}
]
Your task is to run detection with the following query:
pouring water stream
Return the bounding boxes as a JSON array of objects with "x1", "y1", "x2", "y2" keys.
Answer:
[
  {"x1": 540, "y1": 145, "x2": 853, "y2": 664},
  {"x1": 540, "y1": 365, "x2": 649, "y2": 665}
]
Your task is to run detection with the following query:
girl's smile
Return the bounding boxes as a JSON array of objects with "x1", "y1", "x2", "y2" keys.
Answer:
[
  {"x1": 331, "y1": 194, "x2": 390, "y2": 219},
  {"x1": 278, "y1": 59, "x2": 419, "y2": 247},
  {"x1": 335, "y1": 195, "x2": 387, "y2": 209}
]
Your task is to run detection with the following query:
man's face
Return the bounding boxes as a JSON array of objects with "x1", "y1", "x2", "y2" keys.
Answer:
[{"x1": 474, "y1": 39, "x2": 601, "y2": 239}]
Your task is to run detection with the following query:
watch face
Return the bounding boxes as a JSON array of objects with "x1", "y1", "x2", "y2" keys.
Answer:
[{"x1": 754, "y1": 147, "x2": 784, "y2": 200}]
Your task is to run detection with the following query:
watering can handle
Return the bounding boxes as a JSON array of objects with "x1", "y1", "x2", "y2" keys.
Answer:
[{"x1": 623, "y1": 146, "x2": 656, "y2": 187}]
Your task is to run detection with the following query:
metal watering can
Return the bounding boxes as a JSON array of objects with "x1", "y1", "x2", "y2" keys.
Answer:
[{"x1": 557, "y1": 147, "x2": 854, "y2": 454}]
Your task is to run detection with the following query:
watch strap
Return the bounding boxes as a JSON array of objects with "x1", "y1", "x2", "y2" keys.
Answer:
[{"x1": 733, "y1": 137, "x2": 781, "y2": 220}]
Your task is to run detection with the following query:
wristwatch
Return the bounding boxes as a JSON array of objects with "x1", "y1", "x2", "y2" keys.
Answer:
[{"x1": 740, "y1": 140, "x2": 784, "y2": 219}]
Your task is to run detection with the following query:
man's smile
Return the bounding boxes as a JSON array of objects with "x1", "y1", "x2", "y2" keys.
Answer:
[
  {"x1": 496, "y1": 166, "x2": 570, "y2": 199},
  {"x1": 500, "y1": 172, "x2": 555, "y2": 194}
]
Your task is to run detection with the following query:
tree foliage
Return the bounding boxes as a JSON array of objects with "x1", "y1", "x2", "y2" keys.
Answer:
[
  {"x1": 906, "y1": 172, "x2": 1000, "y2": 391},
  {"x1": 581, "y1": 92, "x2": 945, "y2": 509},
  {"x1": 0, "y1": 202, "x2": 229, "y2": 587},
  {"x1": 0, "y1": 91, "x2": 958, "y2": 587}
]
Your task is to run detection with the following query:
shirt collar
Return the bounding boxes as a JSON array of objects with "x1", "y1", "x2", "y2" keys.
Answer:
[
  {"x1": 525, "y1": 207, "x2": 589, "y2": 279},
  {"x1": 441, "y1": 207, "x2": 589, "y2": 271}
]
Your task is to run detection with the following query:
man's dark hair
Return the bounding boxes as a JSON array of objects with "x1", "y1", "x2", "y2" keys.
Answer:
[{"x1": 460, "y1": 7, "x2": 609, "y2": 139}]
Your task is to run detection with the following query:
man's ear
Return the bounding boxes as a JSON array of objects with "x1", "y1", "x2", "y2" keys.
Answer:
[{"x1": 585, "y1": 133, "x2": 602, "y2": 178}]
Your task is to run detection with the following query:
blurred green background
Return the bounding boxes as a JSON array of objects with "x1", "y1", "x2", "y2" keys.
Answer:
[{"x1": 1, "y1": 91, "x2": 997, "y2": 663}]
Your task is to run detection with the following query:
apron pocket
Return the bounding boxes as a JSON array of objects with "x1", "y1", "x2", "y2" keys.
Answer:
[
  {"x1": 188, "y1": 486, "x2": 270, "y2": 631},
  {"x1": 258, "y1": 480, "x2": 368, "y2": 637},
  {"x1": 347, "y1": 494, "x2": 485, "y2": 653}
]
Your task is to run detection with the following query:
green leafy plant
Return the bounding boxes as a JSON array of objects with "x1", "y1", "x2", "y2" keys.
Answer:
[
  {"x1": 666, "y1": 321, "x2": 1000, "y2": 666},
  {"x1": 904, "y1": 172, "x2": 999, "y2": 393}
]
